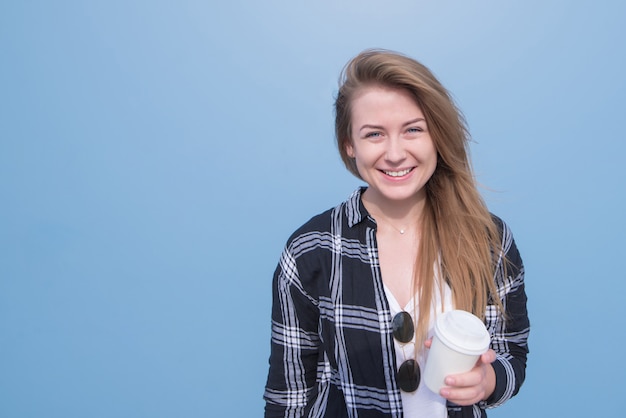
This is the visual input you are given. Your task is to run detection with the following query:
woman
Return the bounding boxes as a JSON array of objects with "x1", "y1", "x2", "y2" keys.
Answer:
[{"x1": 264, "y1": 49, "x2": 529, "y2": 418}]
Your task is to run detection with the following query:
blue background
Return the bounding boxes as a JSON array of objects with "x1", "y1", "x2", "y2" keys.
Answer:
[{"x1": 1, "y1": 1, "x2": 625, "y2": 417}]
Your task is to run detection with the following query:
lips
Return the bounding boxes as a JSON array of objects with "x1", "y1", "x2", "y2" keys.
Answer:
[{"x1": 382, "y1": 167, "x2": 414, "y2": 177}]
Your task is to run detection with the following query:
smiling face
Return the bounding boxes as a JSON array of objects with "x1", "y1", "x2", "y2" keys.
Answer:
[{"x1": 346, "y1": 85, "x2": 437, "y2": 210}]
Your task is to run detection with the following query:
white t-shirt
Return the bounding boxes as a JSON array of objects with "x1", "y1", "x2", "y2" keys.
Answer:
[{"x1": 383, "y1": 280, "x2": 453, "y2": 418}]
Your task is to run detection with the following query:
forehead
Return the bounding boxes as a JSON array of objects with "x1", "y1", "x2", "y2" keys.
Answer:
[{"x1": 350, "y1": 85, "x2": 424, "y2": 121}]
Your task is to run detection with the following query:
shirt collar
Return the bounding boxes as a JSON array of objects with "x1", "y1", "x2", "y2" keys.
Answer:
[{"x1": 345, "y1": 187, "x2": 373, "y2": 228}]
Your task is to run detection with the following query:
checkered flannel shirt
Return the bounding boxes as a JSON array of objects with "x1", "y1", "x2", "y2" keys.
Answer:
[{"x1": 264, "y1": 188, "x2": 529, "y2": 418}]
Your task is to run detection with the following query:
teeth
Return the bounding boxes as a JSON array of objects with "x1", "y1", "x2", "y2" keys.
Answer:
[{"x1": 384, "y1": 168, "x2": 412, "y2": 177}]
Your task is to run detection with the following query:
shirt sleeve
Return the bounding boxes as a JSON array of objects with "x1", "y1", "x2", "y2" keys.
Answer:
[
  {"x1": 483, "y1": 219, "x2": 530, "y2": 409},
  {"x1": 264, "y1": 244, "x2": 321, "y2": 418}
]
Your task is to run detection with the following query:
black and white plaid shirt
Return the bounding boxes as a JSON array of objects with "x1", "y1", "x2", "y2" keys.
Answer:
[{"x1": 264, "y1": 188, "x2": 529, "y2": 418}]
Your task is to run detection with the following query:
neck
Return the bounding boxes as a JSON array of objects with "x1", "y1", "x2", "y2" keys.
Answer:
[{"x1": 361, "y1": 188, "x2": 426, "y2": 224}]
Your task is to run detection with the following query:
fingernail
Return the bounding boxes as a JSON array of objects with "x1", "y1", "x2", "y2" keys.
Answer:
[{"x1": 445, "y1": 377, "x2": 454, "y2": 385}]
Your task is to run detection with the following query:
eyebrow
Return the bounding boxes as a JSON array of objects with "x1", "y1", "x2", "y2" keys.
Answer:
[{"x1": 359, "y1": 118, "x2": 426, "y2": 132}]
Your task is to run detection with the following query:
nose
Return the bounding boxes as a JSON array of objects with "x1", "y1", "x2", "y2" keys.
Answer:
[{"x1": 385, "y1": 136, "x2": 406, "y2": 163}]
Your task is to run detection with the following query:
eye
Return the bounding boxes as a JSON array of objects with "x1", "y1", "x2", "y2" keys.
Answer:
[
  {"x1": 407, "y1": 126, "x2": 424, "y2": 134},
  {"x1": 364, "y1": 131, "x2": 382, "y2": 139}
]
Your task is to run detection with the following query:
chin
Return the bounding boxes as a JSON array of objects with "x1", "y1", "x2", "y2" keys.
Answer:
[{"x1": 381, "y1": 190, "x2": 423, "y2": 202}]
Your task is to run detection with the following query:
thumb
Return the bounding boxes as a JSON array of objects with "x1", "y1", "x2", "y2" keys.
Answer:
[{"x1": 480, "y1": 349, "x2": 497, "y2": 365}]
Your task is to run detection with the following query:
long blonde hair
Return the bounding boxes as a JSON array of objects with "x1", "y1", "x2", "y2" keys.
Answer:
[{"x1": 335, "y1": 49, "x2": 504, "y2": 347}]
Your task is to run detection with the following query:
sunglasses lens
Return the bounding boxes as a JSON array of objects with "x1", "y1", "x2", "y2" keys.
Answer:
[
  {"x1": 392, "y1": 311, "x2": 414, "y2": 343},
  {"x1": 397, "y1": 359, "x2": 420, "y2": 392}
]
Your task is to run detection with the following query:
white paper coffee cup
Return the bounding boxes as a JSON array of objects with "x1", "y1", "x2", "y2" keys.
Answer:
[{"x1": 423, "y1": 310, "x2": 491, "y2": 393}]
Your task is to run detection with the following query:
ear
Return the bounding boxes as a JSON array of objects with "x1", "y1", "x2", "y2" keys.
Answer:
[{"x1": 345, "y1": 141, "x2": 355, "y2": 158}]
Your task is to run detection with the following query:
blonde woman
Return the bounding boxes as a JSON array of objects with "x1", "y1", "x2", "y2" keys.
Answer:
[{"x1": 264, "y1": 49, "x2": 529, "y2": 418}]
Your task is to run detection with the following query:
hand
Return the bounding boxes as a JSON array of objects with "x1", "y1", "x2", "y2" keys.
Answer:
[{"x1": 434, "y1": 345, "x2": 496, "y2": 406}]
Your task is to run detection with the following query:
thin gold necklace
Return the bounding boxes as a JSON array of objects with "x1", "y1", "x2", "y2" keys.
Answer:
[{"x1": 373, "y1": 214, "x2": 418, "y2": 235}]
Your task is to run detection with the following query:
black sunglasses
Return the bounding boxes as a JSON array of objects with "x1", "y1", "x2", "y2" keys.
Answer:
[{"x1": 392, "y1": 311, "x2": 420, "y2": 392}]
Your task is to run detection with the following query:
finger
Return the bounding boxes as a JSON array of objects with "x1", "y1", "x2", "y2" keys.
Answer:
[
  {"x1": 443, "y1": 360, "x2": 496, "y2": 404},
  {"x1": 424, "y1": 338, "x2": 433, "y2": 349},
  {"x1": 440, "y1": 385, "x2": 486, "y2": 406},
  {"x1": 480, "y1": 349, "x2": 496, "y2": 364},
  {"x1": 444, "y1": 368, "x2": 482, "y2": 388}
]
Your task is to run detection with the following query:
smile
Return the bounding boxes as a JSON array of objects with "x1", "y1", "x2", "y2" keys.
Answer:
[{"x1": 382, "y1": 168, "x2": 413, "y2": 177}]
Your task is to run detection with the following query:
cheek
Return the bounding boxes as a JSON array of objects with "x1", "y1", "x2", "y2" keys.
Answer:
[
  {"x1": 431, "y1": 147, "x2": 439, "y2": 165},
  {"x1": 425, "y1": 140, "x2": 438, "y2": 165},
  {"x1": 421, "y1": 144, "x2": 438, "y2": 177},
  {"x1": 426, "y1": 153, "x2": 439, "y2": 182}
]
